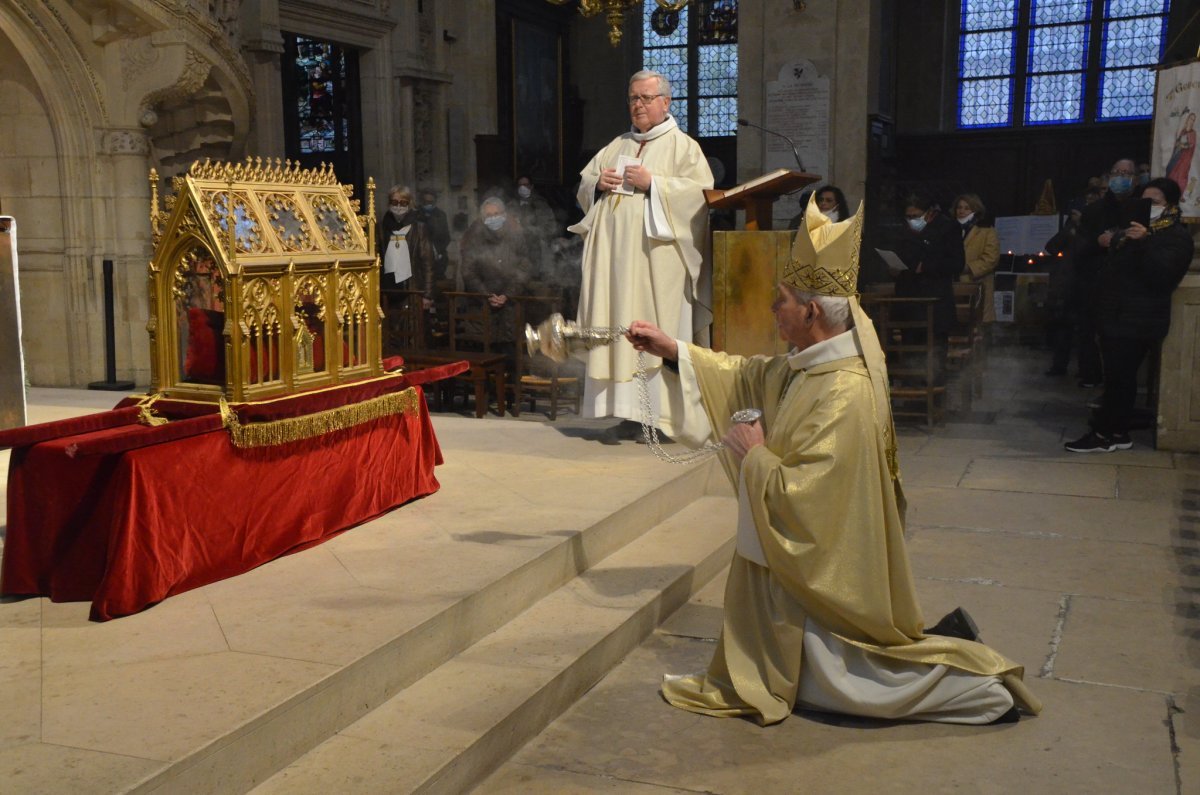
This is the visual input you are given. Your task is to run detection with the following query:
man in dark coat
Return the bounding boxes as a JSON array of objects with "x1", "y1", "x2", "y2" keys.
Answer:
[
  {"x1": 1065, "y1": 177, "x2": 1195, "y2": 452},
  {"x1": 1071, "y1": 159, "x2": 1139, "y2": 387},
  {"x1": 894, "y1": 193, "x2": 965, "y2": 338}
]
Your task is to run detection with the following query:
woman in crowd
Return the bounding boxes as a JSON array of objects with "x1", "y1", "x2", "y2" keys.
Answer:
[
  {"x1": 377, "y1": 184, "x2": 436, "y2": 304},
  {"x1": 789, "y1": 185, "x2": 851, "y2": 229},
  {"x1": 814, "y1": 184, "x2": 852, "y2": 223},
  {"x1": 1065, "y1": 178, "x2": 1195, "y2": 452},
  {"x1": 458, "y1": 196, "x2": 533, "y2": 348},
  {"x1": 952, "y1": 193, "x2": 1000, "y2": 326},
  {"x1": 377, "y1": 185, "x2": 437, "y2": 351}
]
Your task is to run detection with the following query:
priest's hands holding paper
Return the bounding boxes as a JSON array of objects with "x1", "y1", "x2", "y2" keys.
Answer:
[
  {"x1": 623, "y1": 163, "x2": 653, "y2": 192},
  {"x1": 626, "y1": 320, "x2": 678, "y2": 361},
  {"x1": 598, "y1": 168, "x2": 623, "y2": 193}
]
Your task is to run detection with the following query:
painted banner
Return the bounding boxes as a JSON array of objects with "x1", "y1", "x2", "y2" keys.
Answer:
[{"x1": 1153, "y1": 61, "x2": 1200, "y2": 221}]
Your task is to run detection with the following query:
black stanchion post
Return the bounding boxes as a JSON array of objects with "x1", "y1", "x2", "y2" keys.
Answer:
[{"x1": 88, "y1": 258, "x2": 136, "y2": 391}]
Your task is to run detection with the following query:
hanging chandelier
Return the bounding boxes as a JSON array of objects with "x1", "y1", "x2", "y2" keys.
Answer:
[{"x1": 545, "y1": 0, "x2": 691, "y2": 48}]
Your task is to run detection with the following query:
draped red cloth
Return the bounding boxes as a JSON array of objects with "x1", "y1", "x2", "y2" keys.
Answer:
[{"x1": 0, "y1": 364, "x2": 467, "y2": 621}]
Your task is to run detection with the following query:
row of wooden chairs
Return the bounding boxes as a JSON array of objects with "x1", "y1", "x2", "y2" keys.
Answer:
[
  {"x1": 861, "y1": 281, "x2": 987, "y2": 427},
  {"x1": 381, "y1": 288, "x2": 582, "y2": 420}
]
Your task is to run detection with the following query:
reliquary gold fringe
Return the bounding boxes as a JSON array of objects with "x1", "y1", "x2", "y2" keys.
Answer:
[{"x1": 219, "y1": 388, "x2": 419, "y2": 448}]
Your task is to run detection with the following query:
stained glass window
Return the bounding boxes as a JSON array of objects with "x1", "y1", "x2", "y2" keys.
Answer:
[
  {"x1": 958, "y1": 1, "x2": 1018, "y2": 128},
  {"x1": 642, "y1": 1, "x2": 738, "y2": 138},
  {"x1": 1098, "y1": 1, "x2": 1170, "y2": 120},
  {"x1": 292, "y1": 37, "x2": 350, "y2": 154},
  {"x1": 957, "y1": 0, "x2": 1170, "y2": 128}
]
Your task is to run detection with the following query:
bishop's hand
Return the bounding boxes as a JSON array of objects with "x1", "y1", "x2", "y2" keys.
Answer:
[
  {"x1": 626, "y1": 320, "x2": 678, "y2": 361},
  {"x1": 722, "y1": 420, "x2": 764, "y2": 464}
]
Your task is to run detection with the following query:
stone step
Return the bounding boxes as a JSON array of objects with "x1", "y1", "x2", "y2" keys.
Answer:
[
  {"x1": 124, "y1": 457, "x2": 724, "y2": 794},
  {"x1": 250, "y1": 495, "x2": 737, "y2": 795}
]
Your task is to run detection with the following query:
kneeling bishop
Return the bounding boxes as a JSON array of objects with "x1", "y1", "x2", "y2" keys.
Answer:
[{"x1": 625, "y1": 200, "x2": 1041, "y2": 726}]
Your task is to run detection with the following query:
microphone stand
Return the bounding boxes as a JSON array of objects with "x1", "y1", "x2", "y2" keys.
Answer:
[{"x1": 737, "y1": 118, "x2": 806, "y2": 172}]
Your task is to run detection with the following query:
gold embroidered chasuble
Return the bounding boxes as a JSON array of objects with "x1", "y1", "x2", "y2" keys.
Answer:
[{"x1": 661, "y1": 343, "x2": 1041, "y2": 725}]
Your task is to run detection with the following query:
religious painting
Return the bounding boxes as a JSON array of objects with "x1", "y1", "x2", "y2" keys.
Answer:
[
  {"x1": 1153, "y1": 60, "x2": 1200, "y2": 221},
  {"x1": 511, "y1": 19, "x2": 562, "y2": 183},
  {"x1": 173, "y1": 245, "x2": 227, "y2": 386}
]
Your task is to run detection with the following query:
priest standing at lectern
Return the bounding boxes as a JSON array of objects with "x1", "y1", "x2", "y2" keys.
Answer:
[
  {"x1": 626, "y1": 202, "x2": 1042, "y2": 727},
  {"x1": 570, "y1": 69, "x2": 714, "y2": 425}
]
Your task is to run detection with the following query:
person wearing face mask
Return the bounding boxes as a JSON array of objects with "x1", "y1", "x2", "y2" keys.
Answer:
[
  {"x1": 952, "y1": 193, "x2": 1000, "y2": 326},
  {"x1": 459, "y1": 196, "x2": 534, "y2": 349},
  {"x1": 788, "y1": 185, "x2": 852, "y2": 230},
  {"x1": 814, "y1": 185, "x2": 851, "y2": 224},
  {"x1": 416, "y1": 188, "x2": 451, "y2": 283},
  {"x1": 378, "y1": 185, "x2": 436, "y2": 317},
  {"x1": 1065, "y1": 178, "x2": 1195, "y2": 452},
  {"x1": 1073, "y1": 158, "x2": 1140, "y2": 388},
  {"x1": 893, "y1": 193, "x2": 965, "y2": 338},
  {"x1": 508, "y1": 176, "x2": 559, "y2": 280},
  {"x1": 1136, "y1": 163, "x2": 1152, "y2": 188},
  {"x1": 570, "y1": 69, "x2": 714, "y2": 428}
]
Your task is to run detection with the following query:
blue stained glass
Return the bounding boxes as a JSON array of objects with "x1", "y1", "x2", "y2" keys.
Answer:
[
  {"x1": 961, "y1": 0, "x2": 1018, "y2": 31},
  {"x1": 1102, "y1": 17, "x2": 1166, "y2": 67},
  {"x1": 1031, "y1": 0, "x2": 1091, "y2": 25},
  {"x1": 642, "y1": 47, "x2": 688, "y2": 94},
  {"x1": 697, "y1": 97, "x2": 738, "y2": 137},
  {"x1": 675, "y1": 109, "x2": 689, "y2": 134},
  {"x1": 1026, "y1": 73, "x2": 1085, "y2": 123},
  {"x1": 1029, "y1": 24, "x2": 1088, "y2": 73},
  {"x1": 1098, "y1": 66, "x2": 1156, "y2": 119},
  {"x1": 643, "y1": 3, "x2": 689, "y2": 47},
  {"x1": 959, "y1": 78, "x2": 1013, "y2": 127},
  {"x1": 960, "y1": 30, "x2": 1016, "y2": 77},
  {"x1": 697, "y1": 44, "x2": 738, "y2": 95},
  {"x1": 1105, "y1": 0, "x2": 1168, "y2": 18}
]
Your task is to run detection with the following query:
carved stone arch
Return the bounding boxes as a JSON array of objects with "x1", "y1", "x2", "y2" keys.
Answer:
[{"x1": 0, "y1": 2, "x2": 112, "y2": 385}]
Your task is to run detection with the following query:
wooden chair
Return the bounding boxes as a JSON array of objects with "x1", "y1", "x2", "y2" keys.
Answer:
[
  {"x1": 387, "y1": 290, "x2": 507, "y2": 418},
  {"x1": 862, "y1": 295, "x2": 944, "y2": 428},
  {"x1": 510, "y1": 293, "x2": 581, "y2": 420},
  {"x1": 442, "y1": 290, "x2": 515, "y2": 415},
  {"x1": 946, "y1": 281, "x2": 985, "y2": 407},
  {"x1": 380, "y1": 289, "x2": 429, "y2": 354},
  {"x1": 445, "y1": 290, "x2": 500, "y2": 354}
]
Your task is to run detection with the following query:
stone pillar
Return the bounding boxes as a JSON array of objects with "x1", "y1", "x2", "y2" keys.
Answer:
[
  {"x1": 1157, "y1": 249, "x2": 1200, "y2": 451},
  {"x1": 99, "y1": 127, "x2": 155, "y2": 386},
  {"x1": 242, "y1": 0, "x2": 286, "y2": 158}
]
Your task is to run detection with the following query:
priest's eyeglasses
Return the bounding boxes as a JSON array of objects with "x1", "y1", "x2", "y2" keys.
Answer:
[{"x1": 628, "y1": 94, "x2": 663, "y2": 106}]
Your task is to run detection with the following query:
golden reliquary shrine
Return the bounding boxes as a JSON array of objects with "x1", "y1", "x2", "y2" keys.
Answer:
[{"x1": 147, "y1": 158, "x2": 382, "y2": 402}]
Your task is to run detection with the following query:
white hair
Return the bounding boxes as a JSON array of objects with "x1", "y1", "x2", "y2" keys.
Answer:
[
  {"x1": 480, "y1": 196, "x2": 506, "y2": 214},
  {"x1": 783, "y1": 284, "x2": 853, "y2": 331},
  {"x1": 629, "y1": 69, "x2": 672, "y2": 102},
  {"x1": 388, "y1": 184, "x2": 412, "y2": 199}
]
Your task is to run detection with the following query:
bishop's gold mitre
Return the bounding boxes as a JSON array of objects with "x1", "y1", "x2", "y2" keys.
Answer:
[{"x1": 782, "y1": 198, "x2": 864, "y2": 297}]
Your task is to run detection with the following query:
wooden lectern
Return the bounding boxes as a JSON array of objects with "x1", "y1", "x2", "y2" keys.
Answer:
[
  {"x1": 707, "y1": 169, "x2": 820, "y2": 355},
  {"x1": 704, "y1": 168, "x2": 819, "y2": 231}
]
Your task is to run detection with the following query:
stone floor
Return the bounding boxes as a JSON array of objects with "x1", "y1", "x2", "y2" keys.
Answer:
[
  {"x1": 479, "y1": 339, "x2": 1200, "y2": 794},
  {"x1": 0, "y1": 385, "x2": 689, "y2": 794},
  {"x1": 1, "y1": 335, "x2": 1197, "y2": 794}
]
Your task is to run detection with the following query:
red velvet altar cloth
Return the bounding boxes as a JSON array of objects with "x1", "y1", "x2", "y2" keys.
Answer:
[{"x1": 1, "y1": 364, "x2": 467, "y2": 621}]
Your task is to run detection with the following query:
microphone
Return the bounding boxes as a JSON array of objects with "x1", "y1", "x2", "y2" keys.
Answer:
[{"x1": 737, "y1": 117, "x2": 805, "y2": 172}]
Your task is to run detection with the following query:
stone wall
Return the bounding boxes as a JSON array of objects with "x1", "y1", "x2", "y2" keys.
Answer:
[{"x1": 0, "y1": 30, "x2": 70, "y2": 385}]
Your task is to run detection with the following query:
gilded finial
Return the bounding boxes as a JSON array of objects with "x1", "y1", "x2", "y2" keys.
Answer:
[{"x1": 149, "y1": 168, "x2": 161, "y2": 243}]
